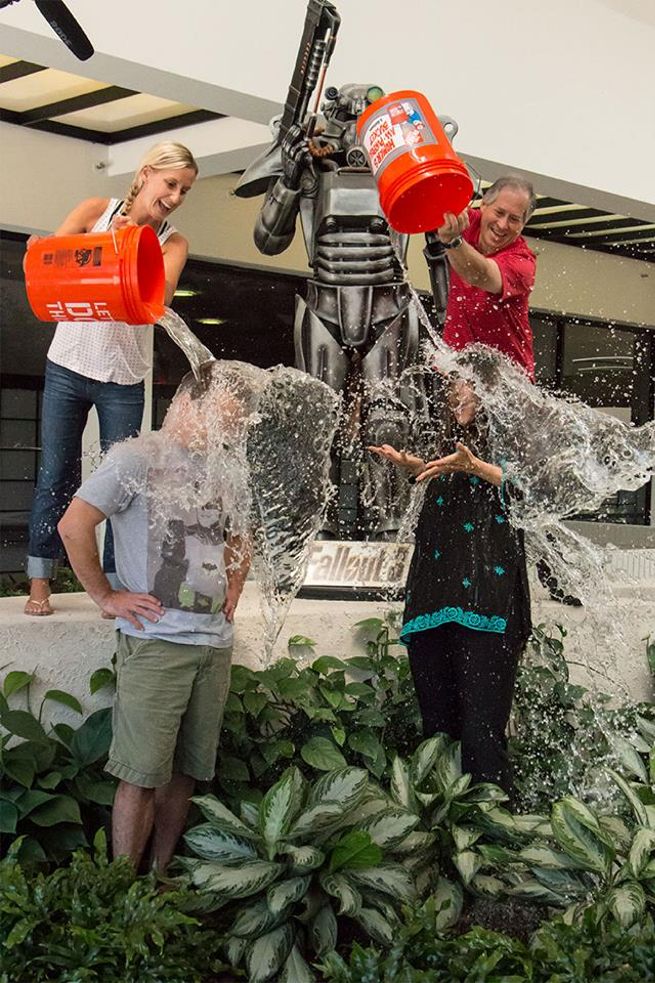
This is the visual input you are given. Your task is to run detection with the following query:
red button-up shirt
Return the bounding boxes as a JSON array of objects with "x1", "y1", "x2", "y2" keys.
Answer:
[{"x1": 443, "y1": 208, "x2": 537, "y2": 380}]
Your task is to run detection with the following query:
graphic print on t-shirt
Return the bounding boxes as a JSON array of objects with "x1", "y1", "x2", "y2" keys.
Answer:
[{"x1": 147, "y1": 468, "x2": 226, "y2": 615}]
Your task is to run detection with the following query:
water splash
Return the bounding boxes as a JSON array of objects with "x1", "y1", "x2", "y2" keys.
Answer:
[
  {"x1": 158, "y1": 308, "x2": 214, "y2": 380},
  {"x1": 109, "y1": 355, "x2": 339, "y2": 663}
]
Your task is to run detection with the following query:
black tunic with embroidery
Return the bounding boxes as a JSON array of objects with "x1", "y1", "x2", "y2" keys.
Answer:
[{"x1": 400, "y1": 464, "x2": 531, "y2": 645}]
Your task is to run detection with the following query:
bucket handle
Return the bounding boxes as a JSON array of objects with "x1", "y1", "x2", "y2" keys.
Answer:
[{"x1": 437, "y1": 115, "x2": 459, "y2": 142}]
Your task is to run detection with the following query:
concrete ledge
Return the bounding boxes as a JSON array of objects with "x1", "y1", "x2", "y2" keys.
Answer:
[{"x1": 1, "y1": 581, "x2": 653, "y2": 726}]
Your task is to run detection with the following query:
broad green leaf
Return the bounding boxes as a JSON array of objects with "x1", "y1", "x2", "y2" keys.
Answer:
[
  {"x1": 311, "y1": 655, "x2": 345, "y2": 674},
  {"x1": 186, "y1": 858, "x2": 284, "y2": 898},
  {"x1": 599, "y1": 815, "x2": 632, "y2": 852},
  {"x1": 246, "y1": 924, "x2": 294, "y2": 983},
  {"x1": 453, "y1": 850, "x2": 482, "y2": 887},
  {"x1": 435, "y1": 740, "x2": 463, "y2": 792},
  {"x1": 288, "y1": 635, "x2": 317, "y2": 648},
  {"x1": 301, "y1": 737, "x2": 347, "y2": 772},
  {"x1": 218, "y1": 754, "x2": 251, "y2": 782},
  {"x1": 29, "y1": 793, "x2": 82, "y2": 827},
  {"x1": 52, "y1": 722, "x2": 75, "y2": 747},
  {"x1": 362, "y1": 810, "x2": 419, "y2": 849},
  {"x1": 192, "y1": 794, "x2": 259, "y2": 838},
  {"x1": 42, "y1": 689, "x2": 83, "y2": 715},
  {"x1": 267, "y1": 875, "x2": 311, "y2": 915},
  {"x1": 73, "y1": 774, "x2": 116, "y2": 805},
  {"x1": 319, "y1": 872, "x2": 363, "y2": 916},
  {"x1": 311, "y1": 903, "x2": 337, "y2": 956},
  {"x1": 392, "y1": 830, "x2": 437, "y2": 857},
  {"x1": 471, "y1": 874, "x2": 506, "y2": 898},
  {"x1": 89, "y1": 667, "x2": 115, "y2": 694},
  {"x1": 451, "y1": 825, "x2": 481, "y2": 852},
  {"x1": 2, "y1": 671, "x2": 34, "y2": 699},
  {"x1": 309, "y1": 768, "x2": 369, "y2": 811},
  {"x1": 628, "y1": 828, "x2": 655, "y2": 878},
  {"x1": 14, "y1": 836, "x2": 47, "y2": 863},
  {"x1": 260, "y1": 740, "x2": 295, "y2": 767},
  {"x1": 432, "y1": 877, "x2": 464, "y2": 931},
  {"x1": 37, "y1": 771, "x2": 63, "y2": 790},
  {"x1": 411, "y1": 736, "x2": 446, "y2": 786},
  {"x1": 68, "y1": 708, "x2": 112, "y2": 766},
  {"x1": 259, "y1": 767, "x2": 305, "y2": 856},
  {"x1": 2, "y1": 756, "x2": 35, "y2": 788},
  {"x1": 344, "y1": 656, "x2": 375, "y2": 672},
  {"x1": 279, "y1": 944, "x2": 315, "y2": 983},
  {"x1": 0, "y1": 709, "x2": 47, "y2": 743},
  {"x1": 551, "y1": 797, "x2": 615, "y2": 875},
  {"x1": 279, "y1": 844, "x2": 325, "y2": 871},
  {"x1": 329, "y1": 830, "x2": 382, "y2": 874},
  {"x1": 243, "y1": 691, "x2": 268, "y2": 717},
  {"x1": 331, "y1": 727, "x2": 346, "y2": 747},
  {"x1": 285, "y1": 802, "x2": 343, "y2": 841},
  {"x1": 353, "y1": 617, "x2": 384, "y2": 634},
  {"x1": 611, "y1": 733, "x2": 649, "y2": 783},
  {"x1": 15, "y1": 788, "x2": 55, "y2": 817},
  {"x1": 519, "y1": 844, "x2": 587, "y2": 870},
  {"x1": 509, "y1": 881, "x2": 566, "y2": 903},
  {"x1": 607, "y1": 881, "x2": 646, "y2": 928},
  {"x1": 231, "y1": 898, "x2": 282, "y2": 938},
  {"x1": 608, "y1": 769, "x2": 651, "y2": 827},
  {"x1": 0, "y1": 798, "x2": 18, "y2": 833},
  {"x1": 347, "y1": 729, "x2": 383, "y2": 762},
  {"x1": 390, "y1": 755, "x2": 414, "y2": 811},
  {"x1": 184, "y1": 823, "x2": 258, "y2": 864},
  {"x1": 348, "y1": 864, "x2": 416, "y2": 901},
  {"x1": 225, "y1": 935, "x2": 247, "y2": 966},
  {"x1": 240, "y1": 801, "x2": 261, "y2": 828},
  {"x1": 354, "y1": 906, "x2": 394, "y2": 945},
  {"x1": 344, "y1": 682, "x2": 376, "y2": 699}
]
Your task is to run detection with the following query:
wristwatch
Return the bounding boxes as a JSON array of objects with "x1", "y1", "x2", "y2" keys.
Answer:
[{"x1": 442, "y1": 236, "x2": 463, "y2": 250}]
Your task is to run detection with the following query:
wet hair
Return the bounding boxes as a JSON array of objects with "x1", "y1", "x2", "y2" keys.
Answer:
[
  {"x1": 122, "y1": 141, "x2": 198, "y2": 217},
  {"x1": 482, "y1": 175, "x2": 537, "y2": 222}
]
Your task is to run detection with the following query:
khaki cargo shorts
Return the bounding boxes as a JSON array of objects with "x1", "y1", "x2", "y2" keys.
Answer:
[{"x1": 106, "y1": 631, "x2": 232, "y2": 788}]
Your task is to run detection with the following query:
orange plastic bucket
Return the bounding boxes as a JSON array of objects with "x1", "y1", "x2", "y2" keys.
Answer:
[
  {"x1": 25, "y1": 224, "x2": 165, "y2": 325},
  {"x1": 357, "y1": 90, "x2": 473, "y2": 234}
]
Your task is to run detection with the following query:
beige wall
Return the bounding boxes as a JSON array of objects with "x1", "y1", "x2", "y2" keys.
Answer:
[{"x1": 3, "y1": 122, "x2": 654, "y2": 328}]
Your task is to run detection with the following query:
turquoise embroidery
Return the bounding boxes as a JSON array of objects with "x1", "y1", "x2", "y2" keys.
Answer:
[
  {"x1": 495, "y1": 514, "x2": 506, "y2": 524},
  {"x1": 469, "y1": 476, "x2": 481, "y2": 486},
  {"x1": 463, "y1": 521, "x2": 475, "y2": 533},
  {"x1": 435, "y1": 495, "x2": 445, "y2": 507},
  {"x1": 494, "y1": 565, "x2": 506, "y2": 576},
  {"x1": 401, "y1": 606, "x2": 507, "y2": 638},
  {"x1": 462, "y1": 577, "x2": 471, "y2": 588},
  {"x1": 433, "y1": 548, "x2": 442, "y2": 560}
]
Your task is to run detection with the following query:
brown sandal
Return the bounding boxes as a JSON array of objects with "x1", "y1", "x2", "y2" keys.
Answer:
[{"x1": 24, "y1": 597, "x2": 54, "y2": 617}]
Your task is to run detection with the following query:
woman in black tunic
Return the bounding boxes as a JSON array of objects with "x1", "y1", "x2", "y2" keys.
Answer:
[{"x1": 370, "y1": 373, "x2": 531, "y2": 795}]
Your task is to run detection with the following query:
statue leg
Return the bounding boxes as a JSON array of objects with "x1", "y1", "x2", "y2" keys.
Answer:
[
  {"x1": 294, "y1": 295, "x2": 356, "y2": 537},
  {"x1": 360, "y1": 303, "x2": 420, "y2": 539}
]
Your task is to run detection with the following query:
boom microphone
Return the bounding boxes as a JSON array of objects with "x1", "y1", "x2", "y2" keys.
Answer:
[{"x1": 0, "y1": 0, "x2": 94, "y2": 61}]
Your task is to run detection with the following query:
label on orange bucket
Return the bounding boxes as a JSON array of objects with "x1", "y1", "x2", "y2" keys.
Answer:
[{"x1": 362, "y1": 98, "x2": 436, "y2": 177}]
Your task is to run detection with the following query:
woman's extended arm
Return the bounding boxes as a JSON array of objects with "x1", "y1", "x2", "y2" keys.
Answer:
[
  {"x1": 368, "y1": 444, "x2": 426, "y2": 476},
  {"x1": 416, "y1": 442, "x2": 502, "y2": 487}
]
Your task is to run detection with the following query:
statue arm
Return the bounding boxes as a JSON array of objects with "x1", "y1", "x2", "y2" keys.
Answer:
[{"x1": 253, "y1": 176, "x2": 303, "y2": 255}]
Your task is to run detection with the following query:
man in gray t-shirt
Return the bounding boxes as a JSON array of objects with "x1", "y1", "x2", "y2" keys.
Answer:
[{"x1": 58, "y1": 366, "x2": 251, "y2": 873}]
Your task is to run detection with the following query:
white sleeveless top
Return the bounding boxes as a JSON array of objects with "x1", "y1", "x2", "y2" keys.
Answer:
[{"x1": 47, "y1": 199, "x2": 177, "y2": 385}]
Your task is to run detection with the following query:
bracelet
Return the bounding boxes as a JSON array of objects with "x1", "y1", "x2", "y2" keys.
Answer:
[{"x1": 442, "y1": 236, "x2": 463, "y2": 250}]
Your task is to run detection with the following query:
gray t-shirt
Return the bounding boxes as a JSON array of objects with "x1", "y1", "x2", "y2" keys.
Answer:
[{"x1": 76, "y1": 442, "x2": 233, "y2": 647}]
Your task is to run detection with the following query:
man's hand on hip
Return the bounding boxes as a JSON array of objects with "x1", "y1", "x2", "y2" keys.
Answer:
[{"x1": 99, "y1": 590, "x2": 164, "y2": 631}]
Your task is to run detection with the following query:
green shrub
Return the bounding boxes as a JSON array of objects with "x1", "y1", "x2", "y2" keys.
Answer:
[{"x1": 0, "y1": 832, "x2": 228, "y2": 983}]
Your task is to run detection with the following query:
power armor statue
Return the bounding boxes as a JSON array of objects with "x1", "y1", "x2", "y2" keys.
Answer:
[{"x1": 235, "y1": 0, "x2": 451, "y2": 539}]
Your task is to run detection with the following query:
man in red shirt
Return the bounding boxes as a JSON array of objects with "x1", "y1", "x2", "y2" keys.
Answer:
[{"x1": 431, "y1": 176, "x2": 537, "y2": 379}]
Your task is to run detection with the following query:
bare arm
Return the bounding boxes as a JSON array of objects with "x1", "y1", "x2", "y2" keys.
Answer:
[
  {"x1": 368, "y1": 444, "x2": 426, "y2": 476},
  {"x1": 161, "y1": 232, "x2": 190, "y2": 306},
  {"x1": 438, "y1": 210, "x2": 503, "y2": 294},
  {"x1": 223, "y1": 533, "x2": 252, "y2": 623},
  {"x1": 58, "y1": 497, "x2": 163, "y2": 630},
  {"x1": 416, "y1": 442, "x2": 502, "y2": 487}
]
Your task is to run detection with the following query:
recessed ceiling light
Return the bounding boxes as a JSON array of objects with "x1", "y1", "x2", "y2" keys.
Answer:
[
  {"x1": 173, "y1": 289, "x2": 198, "y2": 297},
  {"x1": 196, "y1": 317, "x2": 225, "y2": 325}
]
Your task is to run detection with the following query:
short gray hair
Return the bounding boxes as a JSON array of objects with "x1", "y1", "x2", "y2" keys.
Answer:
[{"x1": 482, "y1": 176, "x2": 537, "y2": 222}]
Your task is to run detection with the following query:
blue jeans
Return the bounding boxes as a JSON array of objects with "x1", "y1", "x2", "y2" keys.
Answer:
[{"x1": 27, "y1": 359, "x2": 145, "y2": 579}]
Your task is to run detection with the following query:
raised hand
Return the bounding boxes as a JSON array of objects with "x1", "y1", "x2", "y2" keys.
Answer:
[
  {"x1": 416, "y1": 442, "x2": 479, "y2": 482},
  {"x1": 281, "y1": 124, "x2": 311, "y2": 189},
  {"x1": 437, "y1": 209, "x2": 470, "y2": 244},
  {"x1": 368, "y1": 444, "x2": 425, "y2": 476}
]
